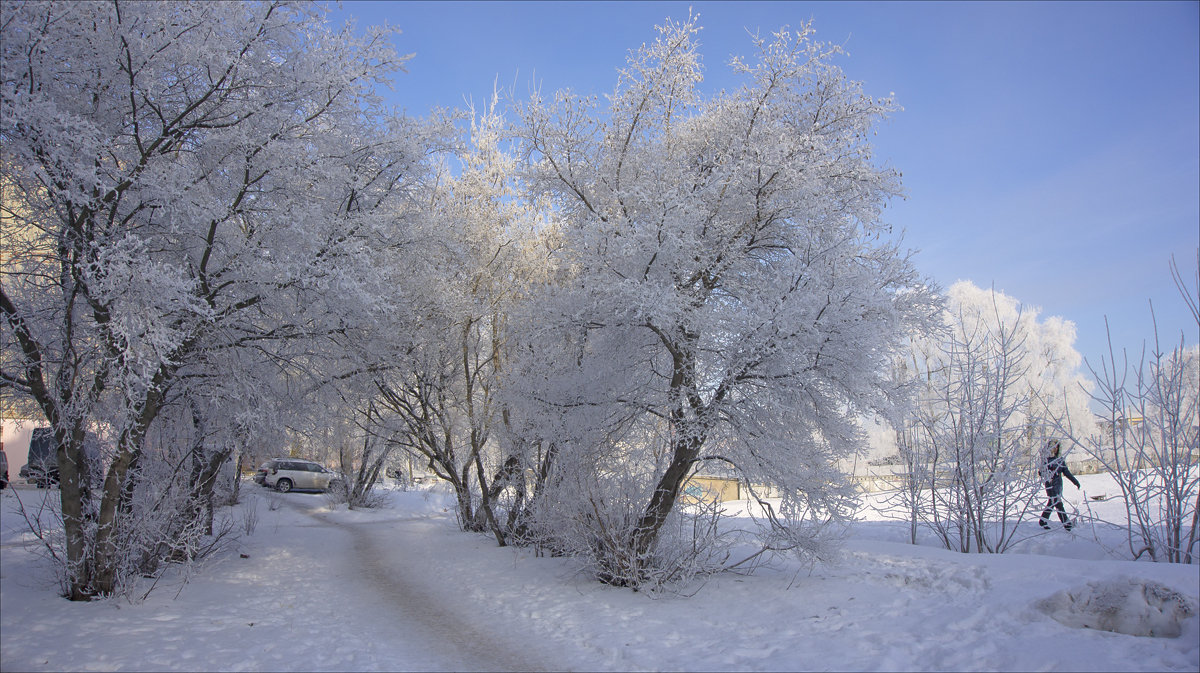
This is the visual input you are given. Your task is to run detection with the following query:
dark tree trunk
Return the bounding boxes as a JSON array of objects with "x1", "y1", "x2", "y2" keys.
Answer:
[
  {"x1": 628, "y1": 325, "x2": 707, "y2": 567},
  {"x1": 630, "y1": 436, "x2": 701, "y2": 562}
]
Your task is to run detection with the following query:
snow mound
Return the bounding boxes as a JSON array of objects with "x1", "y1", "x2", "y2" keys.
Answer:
[{"x1": 1037, "y1": 576, "x2": 1197, "y2": 638}]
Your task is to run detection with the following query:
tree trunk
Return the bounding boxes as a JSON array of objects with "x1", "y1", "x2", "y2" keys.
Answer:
[
  {"x1": 630, "y1": 436, "x2": 700, "y2": 562},
  {"x1": 231, "y1": 450, "x2": 243, "y2": 505},
  {"x1": 194, "y1": 447, "x2": 232, "y2": 537},
  {"x1": 629, "y1": 327, "x2": 707, "y2": 565},
  {"x1": 93, "y1": 386, "x2": 162, "y2": 595},
  {"x1": 55, "y1": 423, "x2": 97, "y2": 600},
  {"x1": 453, "y1": 475, "x2": 476, "y2": 529},
  {"x1": 472, "y1": 444, "x2": 506, "y2": 546},
  {"x1": 92, "y1": 435, "x2": 140, "y2": 595}
]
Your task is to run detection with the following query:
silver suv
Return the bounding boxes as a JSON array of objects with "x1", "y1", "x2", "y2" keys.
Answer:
[{"x1": 262, "y1": 458, "x2": 342, "y2": 493}]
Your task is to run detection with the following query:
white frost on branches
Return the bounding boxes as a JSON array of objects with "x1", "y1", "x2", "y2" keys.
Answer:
[{"x1": 509, "y1": 16, "x2": 938, "y2": 585}]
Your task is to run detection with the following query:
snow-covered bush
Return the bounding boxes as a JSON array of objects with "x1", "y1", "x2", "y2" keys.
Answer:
[
  {"x1": 887, "y1": 282, "x2": 1094, "y2": 552},
  {"x1": 1073, "y1": 255, "x2": 1199, "y2": 563},
  {"x1": 523, "y1": 443, "x2": 734, "y2": 591}
]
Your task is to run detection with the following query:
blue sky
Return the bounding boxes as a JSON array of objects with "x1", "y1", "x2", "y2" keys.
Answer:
[{"x1": 328, "y1": 0, "x2": 1199, "y2": 371}]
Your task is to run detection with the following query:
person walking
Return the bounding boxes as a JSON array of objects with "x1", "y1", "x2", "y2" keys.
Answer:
[{"x1": 1039, "y1": 439, "x2": 1080, "y2": 530}]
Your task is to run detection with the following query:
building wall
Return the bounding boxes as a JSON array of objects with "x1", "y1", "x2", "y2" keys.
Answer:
[
  {"x1": 1, "y1": 419, "x2": 45, "y2": 478},
  {"x1": 682, "y1": 476, "x2": 741, "y2": 503}
]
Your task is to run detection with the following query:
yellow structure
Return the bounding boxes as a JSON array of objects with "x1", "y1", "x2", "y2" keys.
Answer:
[{"x1": 682, "y1": 475, "x2": 741, "y2": 503}]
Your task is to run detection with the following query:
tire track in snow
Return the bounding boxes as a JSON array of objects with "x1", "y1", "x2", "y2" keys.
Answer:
[{"x1": 280, "y1": 496, "x2": 558, "y2": 672}]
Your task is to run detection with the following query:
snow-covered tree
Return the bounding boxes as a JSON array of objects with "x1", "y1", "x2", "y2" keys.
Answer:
[
  {"x1": 512, "y1": 16, "x2": 937, "y2": 585},
  {"x1": 1076, "y1": 255, "x2": 1199, "y2": 563},
  {"x1": 369, "y1": 97, "x2": 546, "y2": 543},
  {"x1": 888, "y1": 281, "x2": 1095, "y2": 552},
  {"x1": 0, "y1": 1, "x2": 436, "y2": 597}
]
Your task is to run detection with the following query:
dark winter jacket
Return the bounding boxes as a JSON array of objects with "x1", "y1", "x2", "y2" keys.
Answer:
[{"x1": 1041, "y1": 455, "x2": 1080, "y2": 494}]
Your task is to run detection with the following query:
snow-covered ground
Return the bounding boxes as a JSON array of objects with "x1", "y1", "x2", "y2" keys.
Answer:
[{"x1": 1, "y1": 472, "x2": 1196, "y2": 672}]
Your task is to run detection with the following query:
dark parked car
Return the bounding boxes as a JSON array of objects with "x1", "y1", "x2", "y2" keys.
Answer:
[
  {"x1": 19, "y1": 428, "x2": 100, "y2": 488},
  {"x1": 1, "y1": 447, "x2": 9, "y2": 489},
  {"x1": 19, "y1": 428, "x2": 58, "y2": 487}
]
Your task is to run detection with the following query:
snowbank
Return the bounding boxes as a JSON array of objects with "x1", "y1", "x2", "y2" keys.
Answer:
[{"x1": 1037, "y1": 576, "x2": 1197, "y2": 638}]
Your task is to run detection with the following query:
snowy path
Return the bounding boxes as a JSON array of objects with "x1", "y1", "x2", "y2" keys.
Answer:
[
  {"x1": 279, "y1": 495, "x2": 561, "y2": 672},
  {"x1": 0, "y1": 487, "x2": 571, "y2": 672}
]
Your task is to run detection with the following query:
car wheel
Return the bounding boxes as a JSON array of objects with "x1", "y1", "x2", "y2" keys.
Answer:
[{"x1": 275, "y1": 478, "x2": 293, "y2": 493}]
